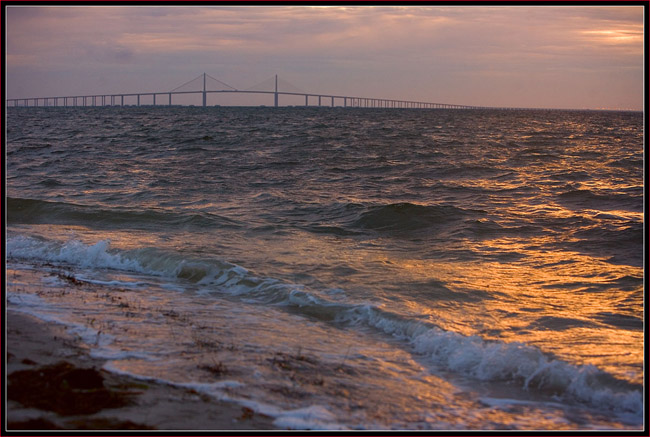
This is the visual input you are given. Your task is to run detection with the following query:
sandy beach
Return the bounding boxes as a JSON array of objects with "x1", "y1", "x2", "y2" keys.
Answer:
[{"x1": 6, "y1": 303, "x2": 277, "y2": 431}]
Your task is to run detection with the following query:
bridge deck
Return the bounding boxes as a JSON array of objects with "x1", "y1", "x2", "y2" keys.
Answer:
[{"x1": 5, "y1": 73, "x2": 510, "y2": 109}]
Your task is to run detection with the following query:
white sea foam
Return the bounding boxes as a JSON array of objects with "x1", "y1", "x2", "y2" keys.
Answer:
[
  {"x1": 73, "y1": 275, "x2": 148, "y2": 288},
  {"x1": 7, "y1": 291, "x2": 110, "y2": 347},
  {"x1": 7, "y1": 291, "x2": 48, "y2": 309},
  {"x1": 7, "y1": 235, "x2": 229, "y2": 284},
  {"x1": 272, "y1": 405, "x2": 346, "y2": 430},
  {"x1": 337, "y1": 305, "x2": 643, "y2": 419},
  {"x1": 89, "y1": 347, "x2": 153, "y2": 361},
  {"x1": 7, "y1": 236, "x2": 141, "y2": 272},
  {"x1": 7, "y1": 288, "x2": 160, "y2": 363},
  {"x1": 413, "y1": 327, "x2": 642, "y2": 416},
  {"x1": 101, "y1": 362, "x2": 347, "y2": 430}
]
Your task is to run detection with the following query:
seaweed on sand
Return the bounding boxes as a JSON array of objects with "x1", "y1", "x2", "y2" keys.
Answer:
[{"x1": 7, "y1": 361, "x2": 135, "y2": 416}]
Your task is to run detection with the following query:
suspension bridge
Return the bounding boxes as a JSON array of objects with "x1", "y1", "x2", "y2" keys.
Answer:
[{"x1": 6, "y1": 72, "x2": 504, "y2": 109}]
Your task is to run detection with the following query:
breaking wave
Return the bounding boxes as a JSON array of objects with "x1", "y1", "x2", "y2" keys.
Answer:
[
  {"x1": 6, "y1": 234, "x2": 642, "y2": 420},
  {"x1": 7, "y1": 197, "x2": 241, "y2": 230}
]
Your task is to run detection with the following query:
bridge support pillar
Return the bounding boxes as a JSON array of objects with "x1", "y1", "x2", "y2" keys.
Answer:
[
  {"x1": 305, "y1": 95, "x2": 308, "y2": 106},
  {"x1": 169, "y1": 93, "x2": 172, "y2": 106},
  {"x1": 331, "y1": 96, "x2": 334, "y2": 107},
  {"x1": 153, "y1": 94, "x2": 156, "y2": 106},
  {"x1": 137, "y1": 95, "x2": 140, "y2": 106},
  {"x1": 202, "y1": 73, "x2": 207, "y2": 107},
  {"x1": 121, "y1": 95, "x2": 124, "y2": 106},
  {"x1": 318, "y1": 96, "x2": 321, "y2": 107},
  {"x1": 274, "y1": 74, "x2": 279, "y2": 107}
]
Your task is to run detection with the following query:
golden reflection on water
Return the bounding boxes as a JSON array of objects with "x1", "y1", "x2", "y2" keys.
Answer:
[
  {"x1": 380, "y1": 242, "x2": 643, "y2": 384},
  {"x1": 218, "y1": 205, "x2": 644, "y2": 386},
  {"x1": 22, "y1": 216, "x2": 643, "y2": 387}
]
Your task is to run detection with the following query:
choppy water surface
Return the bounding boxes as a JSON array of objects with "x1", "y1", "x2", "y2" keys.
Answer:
[{"x1": 6, "y1": 106, "x2": 644, "y2": 430}]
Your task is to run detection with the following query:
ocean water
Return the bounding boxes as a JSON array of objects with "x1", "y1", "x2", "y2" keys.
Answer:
[{"x1": 5, "y1": 106, "x2": 644, "y2": 430}]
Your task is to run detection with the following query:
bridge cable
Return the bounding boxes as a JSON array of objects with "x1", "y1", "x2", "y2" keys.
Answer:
[
  {"x1": 169, "y1": 74, "x2": 204, "y2": 93},
  {"x1": 244, "y1": 76, "x2": 276, "y2": 92},
  {"x1": 243, "y1": 76, "x2": 306, "y2": 94},
  {"x1": 276, "y1": 77, "x2": 306, "y2": 94},
  {"x1": 205, "y1": 74, "x2": 238, "y2": 91}
]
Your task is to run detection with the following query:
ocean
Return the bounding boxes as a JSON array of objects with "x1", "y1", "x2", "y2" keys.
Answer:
[{"x1": 5, "y1": 106, "x2": 644, "y2": 430}]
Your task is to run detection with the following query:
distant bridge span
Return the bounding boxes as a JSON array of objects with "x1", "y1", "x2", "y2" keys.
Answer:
[{"x1": 6, "y1": 73, "x2": 511, "y2": 110}]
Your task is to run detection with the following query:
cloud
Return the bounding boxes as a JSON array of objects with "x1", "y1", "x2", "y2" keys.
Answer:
[{"x1": 4, "y1": 5, "x2": 643, "y2": 109}]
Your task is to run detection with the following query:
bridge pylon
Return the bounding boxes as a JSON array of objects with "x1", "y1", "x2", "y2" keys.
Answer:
[
  {"x1": 274, "y1": 75, "x2": 278, "y2": 108},
  {"x1": 202, "y1": 73, "x2": 207, "y2": 107}
]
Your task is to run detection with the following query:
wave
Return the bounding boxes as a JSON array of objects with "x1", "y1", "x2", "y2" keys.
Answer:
[
  {"x1": 248, "y1": 200, "x2": 477, "y2": 237},
  {"x1": 336, "y1": 307, "x2": 642, "y2": 419},
  {"x1": 37, "y1": 178, "x2": 65, "y2": 187},
  {"x1": 350, "y1": 202, "x2": 477, "y2": 232},
  {"x1": 564, "y1": 222, "x2": 643, "y2": 267},
  {"x1": 6, "y1": 197, "x2": 241, "y2": 231},
  {"x1": 606, "y1": 156, "x2": 643, "y2": 170},
  {"x1": 557, "y1": 189, "x2": 641, "y2": 212},
  {"x1": 6, "y1": 234, "x2": 642, "y2": 420}
]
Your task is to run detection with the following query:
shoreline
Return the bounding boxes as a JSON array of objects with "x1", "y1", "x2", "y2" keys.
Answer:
[
  {"x1": 5, "y1": 254, "x2": 644, "y2": 431},
  {"x1": 5, "y1": 309, "x2": 278, "y2": 431}
]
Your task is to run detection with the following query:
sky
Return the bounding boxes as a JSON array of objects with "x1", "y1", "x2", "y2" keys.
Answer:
[{"x1": 4, "y1": 5, "x2": 645, "y2": 110}]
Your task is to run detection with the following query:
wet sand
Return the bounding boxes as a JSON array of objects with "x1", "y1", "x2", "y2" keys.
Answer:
[{"x1": 5, "y1": 309, "x2": 277, "y2": 431}]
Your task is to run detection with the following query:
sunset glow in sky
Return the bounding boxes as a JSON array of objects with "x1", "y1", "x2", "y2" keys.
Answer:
[{"x1": 5, "y1": 5, "x2": 644, "y2": 110}]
